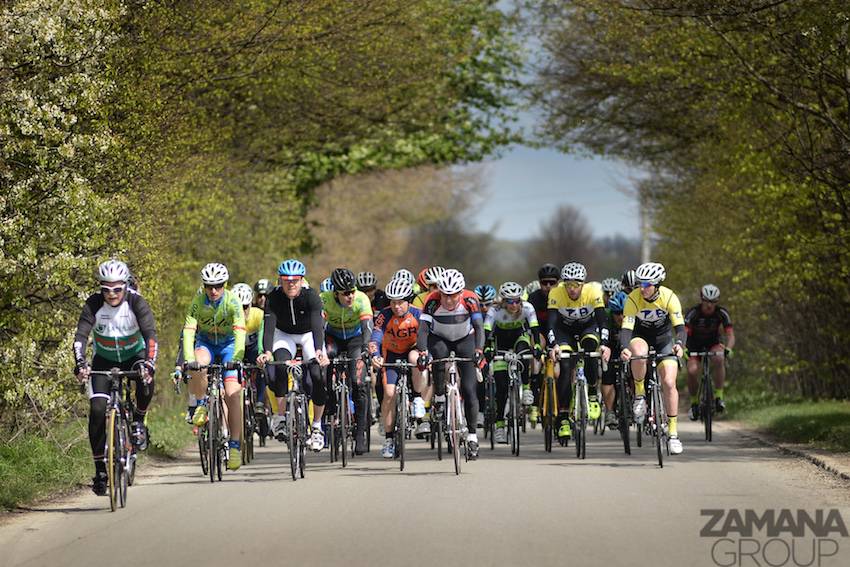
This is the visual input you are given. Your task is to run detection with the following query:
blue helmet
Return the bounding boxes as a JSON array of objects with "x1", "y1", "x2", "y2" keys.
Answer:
[
  {"x1": 474, "y1": 284, "x2": 497, "y2": 305},
  {"x1": 320, "y1": 277, "x2": 333, "y2": 292},
  {"x1": 277, "y1": 259, "x2": 306, "y2": 277},
  {"x1": 608, "y1": 291, "x2": 627, "y2": 313}
]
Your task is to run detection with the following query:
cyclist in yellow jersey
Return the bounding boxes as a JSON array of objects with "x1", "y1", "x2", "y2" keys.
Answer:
[
  {"x1": 619, "y1": 262, "x2": 686, "y2": 455},
  {"x1": 412, "y1": 266, "x2": 444, "y2": 308},
  {"x1": 546, "y1": 262, "x2": 611, "y2": 439},
  {"x1": 232, "y1": 283, "x2": 267, "y2": 412}
]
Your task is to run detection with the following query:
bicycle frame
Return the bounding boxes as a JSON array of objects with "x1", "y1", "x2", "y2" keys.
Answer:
[
  {"x1": 430, "y1": 352, "x2": 473, "y2": 475},
  {"x1": 629, "y1": 350, "x2": 668, "y2": 468},
  {"x1": 381, "y1": 360, "x2": 416, "y2": 471},
  {"x1": 557, "y1": 347, "x2": 602, "y2": 460},
  {"x1": 492, "y1": 351, "x2": 533, "y2": 457},
  {"x1": 329, "y1": 354, "x2": 356, "y2": 466}
]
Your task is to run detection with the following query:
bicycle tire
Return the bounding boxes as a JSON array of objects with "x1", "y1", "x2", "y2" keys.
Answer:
[
  {"x1": 215, "y1": 396, "x2": 224, "y2": 481},
  {"x1": 107, "y1": 409, "x2": 118, "y2": 512},
  {"x1": 396, "y1": 382, "x2": 407, "y2": 471},
  {"x1": 652, "y1": 384, "x2": 664, "y2": 468},
  {"x1": 199, "y1": 422, "x2": 209, "y2": 475},
  {"x1": 576, "y1": 383, "x2": 586, "y2": 459},
  {"x1": 436, "y1": 406, "x2": 443, "y2": 461},
  {"x1": 298, "y1": 397, "x2": 306, "y2": 479},
  {"x1": 340, "y1": 382, "x2": 349, "y2": 468},
  {"x1": 208, "y1": 398, "x2": 217, "y2": 483},
  {"x1": 617, "y1": 371, "x2": 631, "y2": 455},
  {"x1": 327, "y1": 414, "x2": 336, "y2": 463},
  {"x1": 542, "y1": 377, "x2": 554, "y2": 453},
  {"x1": 486, "y1": 376, "x2": 496, "y2": 450},
  {"x1": 287, "y1": 394, "x2": 298, "y2": 481},
  {"x1": 118, "y1": 417, "x2": 129, "y2": 508},
  {"x1": 703, "y1": 367, "x2": 713, "y2": 442},
  {"x1": 449, "y1": 391, "x2": 461, "y2": 475},
  {"x1": 510, "y1": 382, "x2": 520, "y2": 456}
]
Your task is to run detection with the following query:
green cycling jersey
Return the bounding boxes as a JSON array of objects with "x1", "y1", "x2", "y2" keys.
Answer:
[
  {"x1": 182, "y1": 288, "x2": 246, "y2": 362},
  {"x1": 320, "y1": 290, "x2": 373, "y2": 340}
]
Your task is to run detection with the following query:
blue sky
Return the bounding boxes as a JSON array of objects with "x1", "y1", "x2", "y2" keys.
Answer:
[{"x1": 462, "y1": 145, "x2": 643, "y2": 242}]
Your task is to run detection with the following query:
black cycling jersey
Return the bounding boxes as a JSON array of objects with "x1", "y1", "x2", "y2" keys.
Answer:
[
  {"x1": 262, "y1": 286, "x2": 325, "y2": 352},
  {"x1": 527, "y1": 289, "x2": 548, "y2": 324},
  {"x1": 685, "y1": 304, "x2": 732, "y2": 348},
  {"x1": 371, "y1": 289, "x2": 390, "y2": 312}
]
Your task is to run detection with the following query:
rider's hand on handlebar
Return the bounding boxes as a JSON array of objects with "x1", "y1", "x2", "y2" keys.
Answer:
[
  {"x1": 372, "y1": 355, "x2": 384, "y2": 369},
  {"x1": 600, "y1": 345, "x2": 611, "y2": 364},
  {"x1": 141, "y1": 360, "x2": 155, "y2": 384},
  {"x1": 316, "y1": 351, "x2": 330, "y2": 368},
  {"x1": 620, "y1": 348, "x2": 632, "y2": 362},
  {"x1": 474, "y1": 349, "x2": 487, "y2": 370},
  {"x1": 186, "y1": 361, "x2": 201, "y2": 371},
  {"x1": 548, "y1": 347, "x2": 559, "y2": 362},
  {"x1": 672, "y1": 343, "x2": 684, "y2": 358},
  {"x1": 171, "y1": 366, "x2": 183, "y2": 385},
  {"x1": 74, "y1": 362, "x2": 90, "y2": 384},
  {"x1": 416, "y1": 350, "x2": 431, "y2": 371}
]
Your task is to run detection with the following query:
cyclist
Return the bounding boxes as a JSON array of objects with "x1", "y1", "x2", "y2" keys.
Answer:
[
  {"x1": 412, "y1": 266, "x2": 445, "y2": 308},
  {"x1": 474, "y1": 284, "x2": 497, "y2": 314},
  {"x1": 601, "y1": 291, "x2": 627, "y2": 429},
  {"x1": 369, "y1": 278, "x2": 428, "y2": 458},
  {"x1": 259, "y1": 259, "x2": 329, "y2": 451},
  {"x1": 526, "y1": 263, "x2": 560, "y2": 425},
  {"x1": 601, "y1": 277, "x2": 621, "y2": 306},
  {"x1": 320, "y1": 277, "x2": 333, "y2": 292},
  {"x1": 320, "y1": 267, "x2": 374, "y2": 454},
  {"x1": 484, "y1": 281, "x2": 542, "y2": 444},
  {"x1": 685, "y1": 284, "x2": 735, "y2": 419},
  {"x1": 619, "y1": 262, "x2": 686, "y2": 455},
  {"x1": 546, "y1": 262, "x2": 610, "y2": 441},
  {"x1": 254, "y1": 278, "x2": 271, "y2": 310},
  {"x1": 232, "y1": 283, "x2": 267, "y2": 414},
  {"x1": 392, "y1": 268, "x2": 418, "y2": 301},
  {"x1": 74, "y1": 260, "x2": 157, "y2": 495},
  {"x1": 416, "y1": 268, "x2": 486, "y2": 460},
  {"x1": 358, "y1": 271, "x2": 389, "y2": 312},
  {"x1": 182, "y1": 262, "x2": 246, "y2": 470}
]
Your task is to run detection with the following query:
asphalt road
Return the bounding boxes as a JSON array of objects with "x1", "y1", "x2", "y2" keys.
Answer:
[{"x1": 3, "y1": 419, "x2": 850, "y2": 567}]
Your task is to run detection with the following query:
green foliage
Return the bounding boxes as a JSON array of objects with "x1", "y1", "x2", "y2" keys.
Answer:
[
  {"x1": 0, "y1": 0, "x2": 521, "y2": 445},
  {"x1": 145, "y1": 399, "x2": 193, "y2": 460},
  {"x1": 534, "y1": 0, "x2": 850, "y2": 398},
  {"x1": 730, "y1": 400, "x2": 850, "y2": 453}
]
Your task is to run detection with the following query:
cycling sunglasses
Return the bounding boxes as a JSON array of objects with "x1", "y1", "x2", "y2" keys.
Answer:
[{"x1": 101, "y1": 284, "x2": 125, "y2": 294}]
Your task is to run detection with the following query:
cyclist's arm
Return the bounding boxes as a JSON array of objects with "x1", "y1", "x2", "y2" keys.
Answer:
[
  {"x1": 182, "y1": 300, "x2": 199, "y2": 363},
  {"x1": 546, "y1": 308, "x2": 559, "y2": 346},
  {"x1": 131, "y1": 293, "x2": 158, "y2": 364},
  {"x1": 416, "y1": 314, "x2": 432, "y2": 351},
  {"x1": 174, "y1": 331, "x2": 185, "y2": 367},
  {"x1": 370, "y1": 311, "x2": 388, "y2": 352},
  {"x1": 230, "y1": 296, "x2": 246, "y2": 361},
  {"x1": 668, "y1": 291, "x2": 686, "y2": 348},
  {"x1": 72, "y1": 296, "x2": 98, "y2": 366},
  {"x1": 472, "y1": 311, "x2": 485, "y2": 350},
  {"x1": 619, "y1": 296, "x2": 638, "y2": 349},
  {"x1": 262, "y1": 305, "x2": 276, "y2": 355},
  {"x1": 594, "y1": 306, "x2": 609, "y2": 344},
  {"x1": 308, "y1": 290, "x2": 325, "y2": 352}
]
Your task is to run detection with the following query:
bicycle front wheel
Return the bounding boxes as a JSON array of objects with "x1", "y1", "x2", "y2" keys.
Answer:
[
  {"x1": 396, "y1": 386, "x2": 407, "y2": 471},
  {"x1": 106, "y1": 409, "x2": 119, "y2": 512},
  {"x1": 703, "y1": 371, "x2": 714, "y2": 442},
  {"x1": 286, "y1": 395, "x2": 298, "y2": 481},
  {"x1": 617, "y1": 373, "x2": 631, "y2": 455},
  {"x1": 510, "y1": 383, "x2": 520, "y2": 456},
  {"x1": 207, "y1": 399, "x2": 218, "y2": 483},
  {"x1": 652, "y1": 386, "x2": 664, "y2": 468},
  {"x1": 199, "y1": 422, "x2": 209, "y2": 475},
  {"x1": 448, "y1": 392, "x2": 462, "y2": 475},
  {"x1": 118, "y1": 417, "x2": 129, "y2": 508},
  {"x1": 340, "y1": 384, "x2": 349, "y2": 468},
  {"x1": 298, "y1": 398, "x2": 306, "y2": 479}
]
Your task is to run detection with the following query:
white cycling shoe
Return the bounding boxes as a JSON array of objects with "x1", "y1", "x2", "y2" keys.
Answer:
[
  {"x1": 381, "y1": 438, "x2": 395, "y2": 459},
  {"x1": 633, "y1": 396, "x2": 647, "y2": 423},
  {"x1": 669, "y1": 436, "x2": 683, "y2": 455},
  {"x1": 412, "y1": 397, "x2": 426, "y2": 419}
]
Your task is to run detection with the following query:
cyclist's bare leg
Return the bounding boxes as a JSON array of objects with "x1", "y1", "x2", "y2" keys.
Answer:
[
  {"x1": 686, "y1": 356, "x2": 700, "y2": 401},
  {"x1": 601, "y1": 383, "x2": 615, "y2": 411},
  {"x1": 224, "y1": 379, "x2": 242, "y2": 441},
  {"x1": 382, "y1": 382, "x2": 397, "y2": 434},
  {"x1": 628, "y1": 338, "x2": 648, "y2": 391},
  {"x1": 659, "y1": 360, "x2": 679, "y2": 417},
  {"x1": 188, "y1": 347, "x2": 211, "y2": 398}
]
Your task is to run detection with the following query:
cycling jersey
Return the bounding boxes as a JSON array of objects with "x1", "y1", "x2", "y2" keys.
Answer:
[
  {"x1": 685, "y1": 304, "x2": 732, "y2": 348},
  {"x1": 484, "y1": 302, "x2": 538, "y2": 332},
  {"x1": 620, "y1": 286, "x2": 686, "y2": 348},
  {"x1": 526, "y1": 288, "x2": 548, "y2": 325},
  {"x1": 74, "y1": 290, "x2": 158, "y2": 365},
  {"x1": 245, "y1": 306, "x2": 263, "y2": 335},
  {"x1": 320, "y1": 290, "x2": 373, "y2": 340},
  {"x1": 411, "y1": 290, "x2": 431, "y2": 309},
  {"x1": 417, "y1": 290, "x2": 484, "y2": 349},
  {"x1": 182, "y1": 289, "x2": 246, "y2": 362},
  {"x1": 370, "y1": 289, "x2": 390, "y2": 312},
  {"x1": 547, "y1": 283, "x2": 605, "y2": 327},
  {"x1": 262, "y1": 286, "x2": 324, "y2": 353},
  {"x1": 371, "y1": 306, "x2": 421, "y2": 356}
]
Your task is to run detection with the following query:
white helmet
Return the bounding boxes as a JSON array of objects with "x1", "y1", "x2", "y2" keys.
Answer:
[
  {"x1": 200, "y1": 262, "x2": 229, "y2": 285},
  {"x1": 385, "y1": 278, "x2": 413, "y2": 300},
  {"x1": 98, "y1": 260, "x2": 130, "y2": 283},
  {"x1": 525, "y1": 280, "x2": 541, "y2": 295},
  {"x1": 357, "y1": 271, "x2": 377, "y2": 289},
  {"x1": 635, "y1": 262, "x2": 666, "y2": 285},
  {"x1": 601, "y1": 277, "x2": 621, "y2": 294},
  {"x1": 499, "y1": 281, "x2": 524, "y2": 300},
  {"x1": 561, "y1": 262, "x2": 587, "y2": 282},
  {"x1": 392, "y1": 268, "x2": 415, "y2": 284},
  {"x1": 232, "y1": 283, "x2": 253, "y2": 306},
  {"x1": 701, "y1": 284, "x2": 720, "y2": 302},
  {"x1": 424, "y1": 266, "x2": 446, "y2": 285},
  {"x1": 437, "y1": 269, "x2": 465, "y2": 294}
]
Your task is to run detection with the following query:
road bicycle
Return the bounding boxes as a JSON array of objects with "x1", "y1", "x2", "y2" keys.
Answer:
[
  {"x1": 430, "y1": 352, "x2": 473, "y2": 475},
  {"x1": 265, "y1": 359, "x2": 308, "y2": 480},
  {"x1": 539, "y1": 357, "x2": 558, "y2": 452},
  {"x1": 491, "y1": 351, "x2": 534, "y2": 456},
  {"x1": 630, "y1": 350, "x2": 669, "y2": 468},
  {"x1": 690, "y1": 350, "x2": 725, "y2": 442},
  {"x1": 380, "y1": 360, "x2": 417, "y2": 471},
  {"x1": 556, "y1": 347, "x2": 602, "y2": 459}
]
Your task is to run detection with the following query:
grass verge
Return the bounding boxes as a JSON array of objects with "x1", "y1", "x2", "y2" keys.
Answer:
[
  {"x1": 727, "y1": 397, "x2": 850, "y2": 452},
  {"x1": 145, "y1": 403, "x2": 193, "y2": 459}
]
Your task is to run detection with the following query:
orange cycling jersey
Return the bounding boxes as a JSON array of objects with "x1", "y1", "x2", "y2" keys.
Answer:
[{"x1": 371, "y1": 306, "x2": 421, "y2": 356}]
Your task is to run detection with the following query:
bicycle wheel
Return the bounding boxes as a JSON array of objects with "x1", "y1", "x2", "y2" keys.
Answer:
[
  {"x1": 617, "y1": 372, "x2": 631, "y2": 455},
  {"x1": 576, "y1": 383, "x2": 587, "y2": 459},
  {"x1": 215, "y1": 397, "x2": 224, "y2": 481},
  {"x1": 106, "y1": 409, "x2": 118, "y2": 511},
  {"x1": 286, "y1": 395, "x2": 298, "y2": 481},
  {"x1": 542, "y1": 378, "x2": 553, "y2": 453},
  {"x1": 198, "y1": 421, "x2": 209, "y2": 475},
  {"x1": 435, "y1": 405, "x2": 443, "y2": 461},
  {"x1": 703, "y1": 370, "x2": 713, "y2": 442},
  {"x1": 298, "y1": 398, "x2": 306, "y2": 479},
  {"x1": 396, "y1": 386, "x2": 407, "y2": 471},
  {"x1": 510, "y1": 382, "x2": 520, "y2": 456},
  {"x1": 340, "y1": 383, "x2": 349, "y2": 468},
  {"x1": 486, "y1": 377, "x2": 496, "y2": 450},
  {"x1": 449, "y1": 391, "x2": 461, "y2": 475},
  {"x1": 118, "y1": 417, "x2": 129, "y2": 508},
  {"x1": 243, "y1": 391, "x2": 253, "y2": 464},
  {"x1": 207, "y1": 399, "x2": 217, "y2": 483},
  {"x1": 652, "y1": 384, "x2": 664, "y2": 468}
]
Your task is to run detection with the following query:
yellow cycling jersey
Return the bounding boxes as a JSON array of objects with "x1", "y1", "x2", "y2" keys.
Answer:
[
  {"x1": 547, "y1": 282, "x2": 604, "y2": 326},
  {"x1": 412, "y1": 290, "x2": 431, "y2": 309},
  {"x1": 621, "y1": 286, "x2": 684, "y2": 333},
  {"x1": 245, "y1": 306, "x2": 263, "y2": 335}
]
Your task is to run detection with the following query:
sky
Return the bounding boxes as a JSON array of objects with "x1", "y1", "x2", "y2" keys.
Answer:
[{"x1": 462, "y1": 145, "x2": 643, "y2": 242}]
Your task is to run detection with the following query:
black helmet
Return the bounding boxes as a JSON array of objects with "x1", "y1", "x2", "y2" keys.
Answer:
[
  {"x1": 538, "y1": 263, "x2": 559, "y2": 281},
  {"x1": 621, "y1": 269, "x2": 637, "y2": 290},
  {"x1": 331, "y1": 268, "x2": 356, "y2": 292}
]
